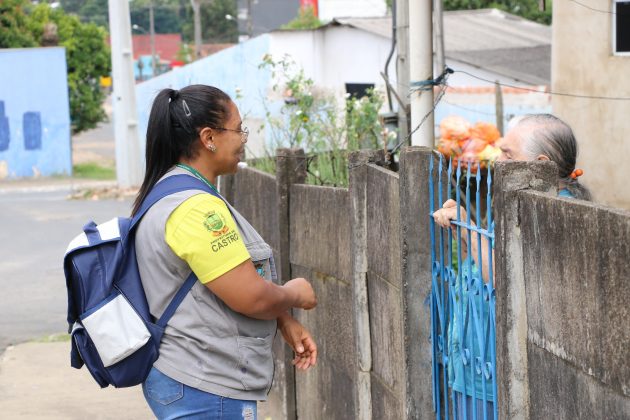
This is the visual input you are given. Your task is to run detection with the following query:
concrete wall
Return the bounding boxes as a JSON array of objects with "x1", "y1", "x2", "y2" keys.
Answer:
[
  {"x1": 228, "y1": 167, "x2": 280, "y2": 253},
  {"x1": 520, "y1": 192, "x2": 630, "y2": 419},
  {"x1": 0, "y1": 47, "x2": 71, "y2": 178},
  {"x1": 290, "y1": 185, "x2": 357, "y2": 419},
  {"x1": 224, "y1": 153, "x2": 630, "y2": 419},
  {"x1": 365, "y1": 165, "x2": 405, "y2": 419},
  {"x1": 495, "y1": 161, "x2": 630, "y2": 419},
  {"x1": 223, "y1": 148, "x2": 434, "y2": 419},
  {"x1": 552, "y1": 0, "x2": 630, "y2": 209}
]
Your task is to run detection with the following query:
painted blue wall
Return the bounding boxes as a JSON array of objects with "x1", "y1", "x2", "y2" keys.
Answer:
[
  {"x1": 0, "y1": 47, "x2": 72, "y2": 178},
  {"x1": 136, "y1": 35, "x2": 273, "y2": 159}
]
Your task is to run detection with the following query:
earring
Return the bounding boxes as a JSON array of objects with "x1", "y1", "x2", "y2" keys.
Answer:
[{"x1": 207, "y1": 144, "x2": 216, "y2": 152}]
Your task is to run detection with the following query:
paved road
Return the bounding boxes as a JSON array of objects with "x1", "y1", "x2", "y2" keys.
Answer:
[
  {"x1": 72, "y1": 95, "x2": 115, "y2": 166},
  {"x1": 0, "y1": 183, "x2": 131, "y2": 353}
]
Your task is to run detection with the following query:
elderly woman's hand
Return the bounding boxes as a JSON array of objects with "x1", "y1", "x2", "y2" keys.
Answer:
[{"x1": 432, "y1": 199, "x2": 467, "y2": 229}]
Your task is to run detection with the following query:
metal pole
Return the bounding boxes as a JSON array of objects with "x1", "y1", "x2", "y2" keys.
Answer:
[
  {"x1": 108, "y1": 0, "x2": 143, "y2": 187},
  {"x1": 409, "y1": 0, "x2": 434, "y2": 147},
  {"x1": 434, "y1": 0, "x2": 445, "y2": 74},
  {"x1": 396, "y1": 0, "x2": 410, "y2": 143},
  {"x1": 191, "y1": 0, "x2": 202, "y2": 59},
  {"x1": 495, "y1": 81, "x2": 504, "y2": 135},
  {"x1": 149, "y1": 0, "x2": 157, "y2": 76},
  {"x1": 247, "y1": 0, "x2": 253, "y2": 38}
]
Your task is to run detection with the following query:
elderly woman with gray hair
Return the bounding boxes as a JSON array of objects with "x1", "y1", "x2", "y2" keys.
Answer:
[{"x1": 432, "y1": 113, "x2": 591, "y2": 419}]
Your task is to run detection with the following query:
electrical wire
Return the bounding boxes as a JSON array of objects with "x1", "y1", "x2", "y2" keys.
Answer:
[
  {"x1": 453, "y1": 69, "x2": 630, "y2": 101},
  {"x1": 569, "y1": 0, "x2": 616, "y2": 14}
]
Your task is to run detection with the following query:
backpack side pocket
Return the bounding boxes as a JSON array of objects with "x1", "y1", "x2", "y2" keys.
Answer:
[
  {"x1": 80, "y1": 291, "x2": 151, "y2": 368},
  {"x1": 70, "y1": 323, "x2": 111, "y2": 388}
]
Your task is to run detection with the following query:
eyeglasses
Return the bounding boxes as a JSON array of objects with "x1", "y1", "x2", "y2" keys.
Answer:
[{"x1": 211, "y1": 126, "x2": 249, "y2": 143}]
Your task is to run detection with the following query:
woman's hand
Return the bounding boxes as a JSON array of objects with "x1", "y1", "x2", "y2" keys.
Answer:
[
  {"x1": 432, "y1": 199, "x2": 467, "y2": 229},
  {"x1": 277, "y1": 313, "x2": 317, "y2": 371},
  {"x1": 284, "y1": 278, "x2": 317, "y2": 310}
]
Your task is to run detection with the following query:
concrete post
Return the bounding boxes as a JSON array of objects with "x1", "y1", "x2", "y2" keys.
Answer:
[
  {"x1": 408, "y1": 0, "x2": 434, "y2": 147},
  {"x1": 493, "y1": 161, "x2": 557, "y2": 420},
  {"x1": 271, "y1": 147, "x2": 306, "y2": 420},
  {"x1": 217, "y1": 174, "x2": 235, "y2": 204},
  {"x1": 398, "y1": 146, "x2": 438, "y2": 419},
  {"x1": 349, "y1": 149, "x2": 387, "y2": 420},
  {"x1": 149, "y1": 1, "x2": 157, "y2": 76},
  {"x1": 396, "y1": 0, "x2": 410, "y2": 143},
  {"x1": 108, "y1": 0, "x2": 143, "y2": 187},
  {"x1": 191, "y1": 0, "x2": 202, "y2": 59}
]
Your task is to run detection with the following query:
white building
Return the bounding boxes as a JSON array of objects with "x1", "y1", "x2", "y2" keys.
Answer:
[
  {"x1": 136, "y1": 9, "x2": 552, "y2": 158},
  {"x1": 318, "y1": 0, "x2": 388, "y2": 21}
]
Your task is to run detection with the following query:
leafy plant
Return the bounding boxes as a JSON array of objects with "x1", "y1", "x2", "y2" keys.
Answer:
[
  {"x1": 252, "y1": 55, "x2": 389, "y2": 187},
  {"x1": 28, "y1": 3, "x2": 112, "y2": 134},
  {"x1": 0, "y1": 0, "x2": 37, "y2": 48}
]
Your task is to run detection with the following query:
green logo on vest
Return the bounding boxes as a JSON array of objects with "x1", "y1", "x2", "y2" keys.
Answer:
[{"x1": 204, "y1": 211, "x2": 229, "y2": 236}]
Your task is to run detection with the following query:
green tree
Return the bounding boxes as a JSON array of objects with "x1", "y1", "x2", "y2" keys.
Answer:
[
  {"x1": 130, "y1": 0, "x2": 188, "y2": 34},
  {"x1": 182, "y1": 0, "x2": 238, "y2": 43},
  {"x1": 0, "y1": 0, "x2": 37, "y2": 48},
  {"x1": 443, "y1": 0, "x2": 552, "y2": 24},
  {"x1": 59, "y1": 0, "x2": 109, "y2": 27},
  {"x1": 28, "y1": 4, "x2": 111, "y2": 134},
  {"x1": 60, "y1": 0, "x2": 188, "y2": 33},
  {"x1": 281, "y1": 6, "x2": 322, "y2": 30}
]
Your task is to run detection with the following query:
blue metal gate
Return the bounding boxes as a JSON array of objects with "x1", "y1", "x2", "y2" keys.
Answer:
[{"x1": 428, "y1": 155, "x2": 497, "y2": 420}]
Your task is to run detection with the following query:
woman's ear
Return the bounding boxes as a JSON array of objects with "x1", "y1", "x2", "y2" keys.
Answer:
[
  {"x1": 198, "y1": 127, "x2": 214, "y2": 148},
  {"x1": 536, "y1": 154, "x2": 550, "y2": 161}
]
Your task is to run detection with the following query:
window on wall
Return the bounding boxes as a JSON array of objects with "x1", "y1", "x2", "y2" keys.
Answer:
[
  {"x1": 345, "y1": 83, "x2": 375, "y2": 99},
  {"x1": 614, "y1": 0, "x2": 630, "y2": 54}
]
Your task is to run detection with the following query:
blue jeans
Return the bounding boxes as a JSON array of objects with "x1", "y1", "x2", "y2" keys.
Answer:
[{"x1": 143, "y1": 367, "x2": 258, "y2": 420}]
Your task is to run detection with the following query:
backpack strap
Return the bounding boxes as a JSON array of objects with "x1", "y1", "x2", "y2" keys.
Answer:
[
  {"x1": 130, "y1": 174, "x2": 221, "y2": 229},
  {"x1": 156, "y1": 271, "x2": 197, "y2": 328},
  {"x1": 131, "y1": 173, "x2": 226, "y2": 328}
]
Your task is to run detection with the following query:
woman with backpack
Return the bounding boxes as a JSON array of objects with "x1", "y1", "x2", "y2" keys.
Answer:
[{"x1": 133, "y1": 84, "x2": 318, "y2": 419}]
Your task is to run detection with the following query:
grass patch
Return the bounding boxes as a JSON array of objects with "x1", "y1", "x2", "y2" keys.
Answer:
[{"x1": 73, "y1": 163, "x2": 115, "y2": 180}]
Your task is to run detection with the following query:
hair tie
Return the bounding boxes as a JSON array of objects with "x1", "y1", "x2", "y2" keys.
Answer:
[
  {"x1": 169, "y1": 89, "x2": 180, "y2": 102},
  {"x1": 570, "y1": 168, "x2": 584, "y2": 179}
]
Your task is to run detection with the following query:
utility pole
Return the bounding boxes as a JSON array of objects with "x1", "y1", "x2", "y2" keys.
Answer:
[
  {"x1": 408, "y1": 0, "x2": 434, "y2": 147},
  {"x1": 149, "y1": 0, "x2": 157, "y2": 76},
  {"x1": 246, "y1": 0, "x2": 253, "y2": 38},
  {"x1": 396, "y1": 0, "x2": 410, "y2": 143},
  {"x1": 191, "y1": 0, "x2": 202, "y2": 59},
  {"x1": 495, "y1": 81, "x2": 504, "y2": 135},
  {"x1": 108, "y1": 0, "x2": 143, "y2": 187},
  {"x1": 434, "y1": 0, "x2": 445, "y2": 74}
]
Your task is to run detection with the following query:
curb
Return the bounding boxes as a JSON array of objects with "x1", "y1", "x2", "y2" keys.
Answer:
[{"x1": 0, "y1": 179, "x2": 118, "y2": 194}]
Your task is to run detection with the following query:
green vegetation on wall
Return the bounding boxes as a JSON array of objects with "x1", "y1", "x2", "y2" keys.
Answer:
[
  {"x1": 281, "y1": 6, "x2": 322, "y2": 30},
  {"x1": 252, "y1": 55, "x2": 390, "y2": 187}
]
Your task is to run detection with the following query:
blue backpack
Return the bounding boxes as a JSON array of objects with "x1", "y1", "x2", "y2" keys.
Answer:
[{"x1": 63, "y1": 174, "x2": 218, "y2": 388}]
